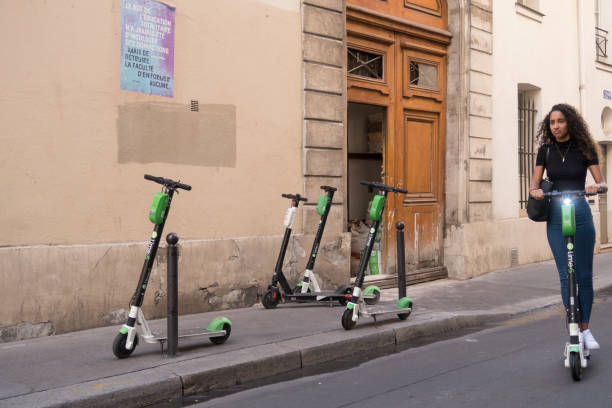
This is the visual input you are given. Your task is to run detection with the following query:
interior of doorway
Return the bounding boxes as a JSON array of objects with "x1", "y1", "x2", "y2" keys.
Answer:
[{"x1": 347, "y1": 102, "x2": 386, "y2": 276}]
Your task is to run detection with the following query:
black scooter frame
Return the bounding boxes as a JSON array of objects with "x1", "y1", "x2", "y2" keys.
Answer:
[
  {"x1": 262, "y1": 187, "x2": 379, "y2": 308},
  {"x1": 112, "y1": 175, "x2": 230, "y2": 358}
]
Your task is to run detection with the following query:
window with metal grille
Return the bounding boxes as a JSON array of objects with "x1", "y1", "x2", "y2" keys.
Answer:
[
  {"x1": 348, "y1": 48, "x2": 384, "y2": 80},
  {"x1": 596, "y1": 27, "x2": 608, "y2": 59},
  {"x1": 518, "y1": 92, "x2": 538, "y2": 210},
  {"x1": 409, "y1": 61, "x2": 437, "y2": 89}
]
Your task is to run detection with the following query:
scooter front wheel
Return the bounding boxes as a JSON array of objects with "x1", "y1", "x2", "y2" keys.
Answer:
[
  {"x1": 112, "y1": 331, "x2": 138, "y2": 359},
  {"x1": 570, "y1": 352, "x2": 582, "y2": 381},
  {"x1": 341, "y1": 308, "x2": 357, "y2": 330},
  {"x1": 210, "y1": 323, "x2": 231, "y2": 345},
  {"x1": 262, "y1": 289, "x2": 280, "y2": 309}
]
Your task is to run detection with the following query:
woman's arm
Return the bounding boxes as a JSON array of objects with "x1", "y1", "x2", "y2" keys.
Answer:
[
  {"x1": 529, "y1": 165, "x2": 545, "y2": 200},
  {"x1": 587, "y1": 165, "x2": 608, "y2": 194}
]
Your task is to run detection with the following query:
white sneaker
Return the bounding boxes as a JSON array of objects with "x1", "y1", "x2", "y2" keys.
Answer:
[{"x1": 582, "y1": 329, "x2": 600, "y2": 349}]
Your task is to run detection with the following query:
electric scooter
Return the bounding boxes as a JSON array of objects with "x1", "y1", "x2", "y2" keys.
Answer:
[
  {"x1": 544, "y1": 188, "x2": 602, "y2": 381},
  {"x1": 112, "y1": 175, "x2": 231, "y2": 359},
  {"x1": 341, "y1": 181, "x2": 413, "y2": 330},
  {"x1": 262, "y1": 187, "x2": 381, "y2": 308}
]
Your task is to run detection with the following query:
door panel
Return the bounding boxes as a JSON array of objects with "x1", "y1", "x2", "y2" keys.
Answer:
[
  {"x1": 347, "y1": 0, "x2": 447, "y2": 30},
  {"x1": 395, "y1": 110, "x2": 442, "y2": 270},
  {"x1": 403, "y1": 114, "x2": 437, "y2": 200},
  {"x1": 415, "y1": 208, "x2": 439, "y2": 265}
]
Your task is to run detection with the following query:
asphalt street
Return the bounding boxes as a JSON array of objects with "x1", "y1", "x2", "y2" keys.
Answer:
[{"x1": 189, "y1": 296, "x2": 612, "y2": 408}]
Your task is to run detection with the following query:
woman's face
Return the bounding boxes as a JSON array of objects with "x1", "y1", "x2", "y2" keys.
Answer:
[{"x1": 549, "y1": 110, "x2": 570, "y2": 142}]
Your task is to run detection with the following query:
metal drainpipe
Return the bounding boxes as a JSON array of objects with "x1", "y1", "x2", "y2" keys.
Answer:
[
  {"x1": 466, "y1": 0, "x2": 471, "y2": 223},
  {"x1": 577, "y1": 0, "x2": 587, "y2": 114}
]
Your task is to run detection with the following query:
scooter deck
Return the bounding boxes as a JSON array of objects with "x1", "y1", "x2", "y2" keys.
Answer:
[
  {"x1": 285, "y1": 291, "x2": 377, "y2": 303},
  {"x1": 285, "y1": 291, "x2": 346, "y2": 302},
  {"x1": 142, "y1": 327, "x2": 226, "y2": 344},
  {"x1": 360, "y1": 304, "x2": 412, "y2": 318}
]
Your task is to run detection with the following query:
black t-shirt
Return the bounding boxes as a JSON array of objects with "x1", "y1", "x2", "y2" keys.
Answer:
[{"x1": 535, "y1": 141, "x2": 598, "y2": 191}]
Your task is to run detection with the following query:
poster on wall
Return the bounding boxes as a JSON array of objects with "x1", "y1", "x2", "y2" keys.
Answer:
[{"x1": 120, "y1": 0, "x2": 175, "y2": 97}]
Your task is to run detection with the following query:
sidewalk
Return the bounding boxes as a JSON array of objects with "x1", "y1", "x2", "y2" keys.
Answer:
[{"x1": 2, "y1": 253, "x2": 612, "y2": 408}]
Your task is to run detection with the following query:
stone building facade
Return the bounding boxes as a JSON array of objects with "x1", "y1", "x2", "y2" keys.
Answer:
[{"x1": 3, "y1": 0, "x2": 610, "y2": 341}]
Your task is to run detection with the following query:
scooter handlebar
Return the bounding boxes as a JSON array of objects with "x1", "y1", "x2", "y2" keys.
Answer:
[
  {"x1": 281, "y1": 193, "x2": 308, "y2": 202},
  {"x1": 543, "y1": 188, "x2": 603, "y2": 197},
  {"x1": 144, "y1": 174, "x2": 192, "y2": 191},
  {"x1": 320, "y1": 185, "x2": 338, "y2": 192},
  {"x1": 360, "y1": 180, "x2": 408, "y2": 194}
]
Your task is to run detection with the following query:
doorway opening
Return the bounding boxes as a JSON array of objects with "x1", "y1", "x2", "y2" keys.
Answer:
[{"x1": 347, "y1": 102, "x2": 386, "y2": 276}]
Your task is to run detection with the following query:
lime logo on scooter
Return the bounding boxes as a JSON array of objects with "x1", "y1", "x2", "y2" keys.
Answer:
[
  {"x1": 567, "y1": 250, "x2": 575, "y2": 272},
  {"x1": 567, "y1": 243, "x2": 574, "y2": 250},
  {"x1": 312, "y1": 243, "x2": 319, "y2": 258},
  {"x1": 145, "y1": 231, "x2": 158, "y2": 260}
]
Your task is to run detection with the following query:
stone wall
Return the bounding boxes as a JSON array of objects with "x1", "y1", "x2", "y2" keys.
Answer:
[
  {"x1": 0, "y1": 233, "x2": 350, "y2": 342},
  {"x1": 300, "y1": 0, "x2": 351, "y2": 283},
  {"x1": 467, "y1": 0, "x2": 493, "y2": 222},
  {"x1": 302, "y1": 0, "x2": 347, "y2": 236}
]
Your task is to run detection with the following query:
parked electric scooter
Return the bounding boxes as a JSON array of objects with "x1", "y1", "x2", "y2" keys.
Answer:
[
  {"x1": 112, "y1": 175, "x2": 231, "y2": 359},
  {"x1": 544, "y1": 188, "x2": 602, "y2": 381},
  {"x1": 342, "y1": 181, "x2": 413, "y2": 330},
  {"x1": 262, "y1": 187, "x2": 381, "y2": 308}
]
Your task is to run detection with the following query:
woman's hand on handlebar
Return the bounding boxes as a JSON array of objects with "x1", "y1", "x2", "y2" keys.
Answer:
[
  {"x1": 586, "y1": 182, "x2": 608, "y2": 195},
  {"x1": 530, "y1": 188, "x2": 544, "y2": 200}
]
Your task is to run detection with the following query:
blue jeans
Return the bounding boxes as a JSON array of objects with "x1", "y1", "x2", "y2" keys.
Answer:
[{"x1": 546, "y1": 198, "x2": 595, "y2": 323}]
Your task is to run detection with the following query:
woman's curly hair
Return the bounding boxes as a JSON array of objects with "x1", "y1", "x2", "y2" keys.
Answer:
[{"x1": 537, "y1": 103, "x2": 600, "y2": 161}]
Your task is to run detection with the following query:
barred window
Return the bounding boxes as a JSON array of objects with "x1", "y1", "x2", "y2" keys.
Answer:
[
  {"x1": 518, "y1": 92, "x2": 538, "y2": 210},
  {"x1": 409, "y1": 61, "x2": 438, "y2": 89},
  {"x1": 596, "y1": 27, "x2": 608, "y2": 59},
  {"x1": 348, "y1": 48, "x2": 384, "y2": 80}
]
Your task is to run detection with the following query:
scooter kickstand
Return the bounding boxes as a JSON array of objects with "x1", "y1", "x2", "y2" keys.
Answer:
[{"x1": 159, "y1": 339, "x2": 165, "y2": 356}]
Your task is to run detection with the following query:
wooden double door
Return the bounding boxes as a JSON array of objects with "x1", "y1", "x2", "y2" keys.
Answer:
[{"x1": 347, "y1": 2, "x2": 450, "y2": 282}]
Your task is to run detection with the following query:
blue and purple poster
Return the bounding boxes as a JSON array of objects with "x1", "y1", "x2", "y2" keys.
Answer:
[{"x1": 121, "y1": 0, "x2": 175, "y2": 97}]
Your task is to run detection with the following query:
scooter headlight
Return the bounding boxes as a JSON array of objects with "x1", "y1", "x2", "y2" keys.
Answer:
[{"x1": 564, "y1": 198, "x2": 571, "y2": 205}]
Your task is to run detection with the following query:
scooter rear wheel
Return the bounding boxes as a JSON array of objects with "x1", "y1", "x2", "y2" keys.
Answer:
[
  {"x1": 262, "y1": 289, "x2": 280, "y2": 309},
  {"x1": 398, "y1": 311, "x2": 411, "y2": 320},
  {"x1": 570, "y1": 352, "x2": 582, "y2": 381},
  {"x1": 341, "y1": 308, "x2": 357, "y2": 330},
  {"x1": 210, "y1": 323, "x2": 231, "y2": 345},
  {"x1": 364, "y1": 289, "x2": 380, "y2": 305},
  {"x1": 112, "y1": 331, "x2": 138, "y2": 359}
]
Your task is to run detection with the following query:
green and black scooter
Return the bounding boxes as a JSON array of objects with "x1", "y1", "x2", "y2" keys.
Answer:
[
  {"x1": 262, "y1": 186, "x2": 381, "y2": 308},
  {"x1": 112, "y1": 175, "x2": 231, "y2": 358},
  {"x1": 544, "y1": 188, "x2": 602, "y2": 381},
  {"x1": 341, "y1": 181, "x2": 414, "y2": 330}
]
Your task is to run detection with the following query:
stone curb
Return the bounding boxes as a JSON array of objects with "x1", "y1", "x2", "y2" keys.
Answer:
[
  {"x1": 0, "y1": 312, "x2": 520, "y2": 408},
  {"x1": 0, "y1": 369, "x2": 181, "y2": 408}
]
